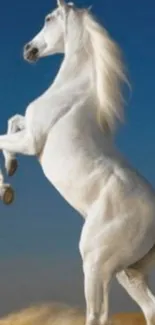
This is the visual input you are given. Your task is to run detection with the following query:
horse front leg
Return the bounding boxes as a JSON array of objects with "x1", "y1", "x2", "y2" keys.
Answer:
[
  {"x1": 3, "y1": 115, "x2": 25, "y2": 176},
  {"x1": 0, "y1": 130, "x2": 37, "y2": 156},
  {"x1": 0, "y1": 129, "x2": 37, "y2": 204},
  {"x1": 0, "y1": 169, "x2": 15, "y2": 205}
]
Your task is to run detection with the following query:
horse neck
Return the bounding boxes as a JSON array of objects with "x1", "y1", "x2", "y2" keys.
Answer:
[
  {"x1": 47, "y1": 48, "x2": 114, "y2": 140},
  {"x1": 51, "y1": 48, "x2": 93, "y2": 91}
]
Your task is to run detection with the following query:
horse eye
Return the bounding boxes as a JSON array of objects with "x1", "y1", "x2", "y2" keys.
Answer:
[{"x1": 45, "y1": 16, "x2": 51, "y2": 23}]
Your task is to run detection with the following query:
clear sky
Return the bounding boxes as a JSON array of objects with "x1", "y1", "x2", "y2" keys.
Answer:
[{"x1": 0, "y1": 0, "x2": 155, "y2": 317}]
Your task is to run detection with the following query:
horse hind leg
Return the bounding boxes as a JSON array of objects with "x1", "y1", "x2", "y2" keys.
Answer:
[
  {"x1": 80, "y1": 227, "x2": 116, "y2": 325},
  {"x1": 82, "y1": 257, "x2": 103, "y2": 325},
  {"x1": 99, "y1": 278, "x2": 112, "y2": 325},
  {"x1": 117, "y1": 268, "x2": 155, "y2": 325}
]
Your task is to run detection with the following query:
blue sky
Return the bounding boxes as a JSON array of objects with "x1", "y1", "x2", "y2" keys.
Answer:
[{"x1": 0, "y1": 0, "x2": 155, "y2": 316}]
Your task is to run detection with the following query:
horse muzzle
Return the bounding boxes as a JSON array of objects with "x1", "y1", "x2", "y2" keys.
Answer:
[{"x1": 23, "y1": 43, "x2": 39, "y2": 63}]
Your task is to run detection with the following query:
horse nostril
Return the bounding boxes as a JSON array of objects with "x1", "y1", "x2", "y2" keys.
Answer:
[
  {"x1": 24, "y1": 45, "x2": 39, "y2": 62},
  {"x1": 25, "y1": 43, "x2": 31, "y2": 51},
  {"x1": 31, "y1": 47, "x2": 39, "y2": 56}
]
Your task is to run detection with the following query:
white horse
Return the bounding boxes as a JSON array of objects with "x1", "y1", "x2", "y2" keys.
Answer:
[{"x1": 1, "y1": 1, "x2": 155, "y2": 324}]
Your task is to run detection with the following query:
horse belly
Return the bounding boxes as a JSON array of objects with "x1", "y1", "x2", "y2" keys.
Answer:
[
  {"x1": 39, "y1": 153, "x2": 88, "y2": 215},
  {"x1": 38, "y1": 129, "x2": 107, "y2": 215}
]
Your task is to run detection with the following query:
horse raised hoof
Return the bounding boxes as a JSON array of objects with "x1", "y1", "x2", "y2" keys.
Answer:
[
  {"x1": 0, "y1": 184, "x2": 15, "y2": 205},
  {"x1": 6, "y1": 159, "x2": 18, "y2": 177}
]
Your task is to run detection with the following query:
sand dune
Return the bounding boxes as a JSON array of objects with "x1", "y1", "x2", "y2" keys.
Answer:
[{"x1": 0, "y1": 302, "x2": 145, "y2": 325}]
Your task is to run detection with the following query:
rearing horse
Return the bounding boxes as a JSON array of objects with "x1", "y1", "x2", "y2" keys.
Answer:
[{"x1": 1, "y1": 1, "x2": 155, "y2": 324}]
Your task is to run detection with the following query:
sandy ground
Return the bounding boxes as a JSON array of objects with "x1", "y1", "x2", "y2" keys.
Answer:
[{"x1": 0, "y1": 302, "x2": 145, "y2": 325}]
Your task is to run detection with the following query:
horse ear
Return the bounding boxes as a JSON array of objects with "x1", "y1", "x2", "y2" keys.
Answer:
[
  {"x1": 57, "y1": 0, "x2": 66, "y2": 7},
  {"x1": 88, "y1": 5, "x2": 93, "y2": 11}
]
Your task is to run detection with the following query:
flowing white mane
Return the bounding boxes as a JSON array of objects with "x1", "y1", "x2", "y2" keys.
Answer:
[{"x1": 83, "y1": 11, "x2": 127, "y2": 133}]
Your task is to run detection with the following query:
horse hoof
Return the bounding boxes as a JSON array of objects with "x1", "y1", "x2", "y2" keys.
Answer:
[
  {"x1": 0, "y1": 185, "x2": 15, "y2": 205},
  {"x1": 7, "y1": 159, "x2": 18, "y2": 177}
]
